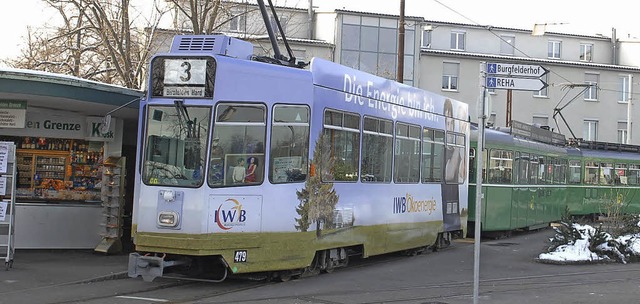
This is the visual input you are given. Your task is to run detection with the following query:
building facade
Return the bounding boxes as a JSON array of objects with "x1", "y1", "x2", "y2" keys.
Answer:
[
  {"x1": 417, "y1": 21, "x2": 640, "y2": 144},
  {"x1": 161, "y1": 2, "x2": 640, "y2": 144}
]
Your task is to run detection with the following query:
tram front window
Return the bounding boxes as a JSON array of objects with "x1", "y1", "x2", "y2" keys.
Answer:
[
  {"x1": 208, "y1": 103, "x2": 266, "y2": 187},
  {"x1": 142, "y1": 104, "x2": 212, "y2": 187}
]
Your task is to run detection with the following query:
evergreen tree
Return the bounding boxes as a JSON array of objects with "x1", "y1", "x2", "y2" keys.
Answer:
[{"x1": 294, "y1": 132, "x2": 339, "y2": 238}]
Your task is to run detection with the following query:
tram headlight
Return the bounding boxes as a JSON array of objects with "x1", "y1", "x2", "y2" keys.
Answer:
[{"x1": 158, "y1": 211, "x2": 179, "y2": 227}]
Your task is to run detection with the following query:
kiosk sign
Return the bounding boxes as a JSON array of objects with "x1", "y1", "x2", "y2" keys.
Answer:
[{"x1": 0, "y1": 100, "x2": 27, "y2": 128}]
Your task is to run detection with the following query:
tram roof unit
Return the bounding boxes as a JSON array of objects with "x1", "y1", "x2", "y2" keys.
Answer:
[
  {"x1": 168, "y1": 35, "x2": 254, "y2": 60},
  {"x1": 577, "y1": 147, "x2": 640, "y2": 162},
  {"x1": 472, "y1": 125, "x2": 567, "y2": 156}
]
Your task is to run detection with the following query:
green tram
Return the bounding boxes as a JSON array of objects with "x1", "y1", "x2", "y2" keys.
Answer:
[{"x1": 468, "y1": 122, "x2": 640, "y2": 236}]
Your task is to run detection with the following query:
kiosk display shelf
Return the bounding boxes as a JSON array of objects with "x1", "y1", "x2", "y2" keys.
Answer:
[
  {"x1": 95, "y1": 156, "x2": 125, "y2": 254},
  {"x1": 0, "y1": 142, "x2": 16, "y2": 270}
]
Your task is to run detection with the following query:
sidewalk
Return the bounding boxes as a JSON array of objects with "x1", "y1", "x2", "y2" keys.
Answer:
[{"x1": 0, "y1": 249, "x2": 129, "y2": 294}]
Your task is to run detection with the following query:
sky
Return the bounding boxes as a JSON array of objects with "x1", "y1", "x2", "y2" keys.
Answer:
[{"x1": 1, "y1": 0, "x2": 639, "y2": 62}]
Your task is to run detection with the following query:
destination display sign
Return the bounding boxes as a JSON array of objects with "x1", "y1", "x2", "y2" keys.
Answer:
[
  {"x1": 487, "y1": 63, "x2": 548, "y2": 78},
  {"x1": 158, "y1": 58, "x2": 211, "y2": 98}
]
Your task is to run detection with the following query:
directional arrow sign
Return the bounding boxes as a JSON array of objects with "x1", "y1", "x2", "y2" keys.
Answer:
[
  {"x1": 486, "y1": 76, "x2": 548, "y2": 91},
  {"x1": 487, "y1": 63, "x2": 549, "y2": 78}
]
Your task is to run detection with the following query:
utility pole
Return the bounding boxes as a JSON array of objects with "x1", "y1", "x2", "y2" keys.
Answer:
[
  {"x1": 397, "y1": 0, "x2": 405, "y2": 83},
  {"x1": 627, "y1": 74, "x2": 633, "y2": 144},
  {"x1": 473, "y1": 62, "x2": 488, "y2": 304},
  {"x1": 506, "y1": 89, "x2": 512, "y2": 126}
]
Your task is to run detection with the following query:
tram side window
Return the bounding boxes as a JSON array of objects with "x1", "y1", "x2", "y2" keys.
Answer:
[
  {"x1": 361, "y1": 116, "x2": 393, "y2": 183},
  {"x1": 568, "y1": 160, "x2": 581, "y2": 184},
  {"x1": 615, "y1": 164, "x2": 627, "y2": 185},
  {"x1": 422, "y1": 128, "x2": 444, "y2": 183},
  {"x1": 514, "y1": 152, "x2": 530, "y2": 185},
  {"x1": 538, "y1": 156, "x2": 552, "y2": 185},
  {"x1": 208, "y1": 103, "x2": 266, "y2": 187},
  {"x1": 488, "y1": 149, "x2": 513, "y2": 184},
  {"x1": 269, "y1": 105, "x2": 310, "y2": 184},
  {"x1": 600, "y1": 162, "x2": 614, "y2": 185},
  {"x1": 445, "y1": 132, "x2": 466, "y2": 184},
  {"x1": 529, "y1": 155, "x2": 539, "y2": 184},
  {"x1": 628, "y1": 164, "x2": 640, "y2": 185},
  {"x1": 553, "y1": 158, "x2": 567, "y2": 184},
  {"x1": 394, "y1": 122, "x2": 421, "y2": 183},
  {"x1": 321, "y1": 109, "x2": 360, "y2": 182},
  {"x1": 584, "y1": 161, "x2": 599, "y2": 185}
]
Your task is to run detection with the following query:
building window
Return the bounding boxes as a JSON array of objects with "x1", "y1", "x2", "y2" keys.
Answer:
[
  {"x1": 500, "y1": 35, "x2": 515, "y2": 55},
  {"x1": 292, "y1": 49, "x2": 307, "y2": 63},
  {"x1": 580, "y1": 43, "x2": 593, "y2": 62},
  {"x1": 450, "y1": 31, "x2": 465, "y2": 51},
  {"x1": 534, "y1": 74, "x2": 548, "y2": 97},
  {"x1": 532, "y1": 116, "x2": 549, "y2": 127},
  {"x1": 269, "y1": 16, "x2": 288, "y2": 36},
  {"x1": 583, "y1": 120, "x2": 598, "y2": 141},
  {"x1": 619, "y1": 76, "x2": 631, "y2": 102},
  {"x1": 584, "y1": 73, "x2": 599, "y2": 101},
  {"x1": 229, "y1": 10, "x2": 246, "y2": 32},
  {"x1": 340, "y1": 16, "x2": 414, "y2": 82},
  {"x1": 422, "y1": 29, "x2": 432, "y2": 48},
  {"x1": 442, "y1": 62, "x2": 459, "y2": 91},
  {"x1": 548, "y1": 40, "x2": 561, "y2": 59},
  {"x1": 618, "y1": 121, "x2": 629, "y2": 144}
]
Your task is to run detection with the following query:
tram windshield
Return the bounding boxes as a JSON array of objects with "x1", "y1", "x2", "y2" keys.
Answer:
[{"x1": 142, "y1": 104, "x2": 212, "y2": 187}]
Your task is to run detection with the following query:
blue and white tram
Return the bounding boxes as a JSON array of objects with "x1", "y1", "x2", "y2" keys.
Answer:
[{"x1": 128, "y1": 35, "x2": 470, "y2": 281}]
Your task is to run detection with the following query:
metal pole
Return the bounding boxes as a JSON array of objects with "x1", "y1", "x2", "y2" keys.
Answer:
[
  {"x1": 627, "y1": 74, "x2": 633, "y2": 144},
  {"x1": 473, "y1": 62, "x2": 487, "y2": 304},
  {"x1": 397, "y1": 0, "x2": 405, "y2": 83}
]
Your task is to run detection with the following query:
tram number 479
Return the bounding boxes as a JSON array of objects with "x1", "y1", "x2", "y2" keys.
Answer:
[{"x1": 234, "y1": 250, "x2": 248, "y2": 263}]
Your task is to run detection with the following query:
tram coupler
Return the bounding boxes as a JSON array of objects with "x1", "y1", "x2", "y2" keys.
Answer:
[{"x1": 128, "y1": 252, "x2": 186, "y2": 282}]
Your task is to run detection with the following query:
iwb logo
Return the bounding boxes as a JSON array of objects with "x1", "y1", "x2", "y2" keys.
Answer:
[{"x1": 214, "y1": 198, "x2": 247, "y2": 230}]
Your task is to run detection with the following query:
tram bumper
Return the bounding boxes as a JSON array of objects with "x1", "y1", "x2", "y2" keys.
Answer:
[{"x1": 128, "y1": 252, "x2": 186, "y2": 282}]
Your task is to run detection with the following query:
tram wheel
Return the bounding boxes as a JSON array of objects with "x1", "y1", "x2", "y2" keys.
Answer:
[{"x1": 277, "y1": 272, "x2": 292, "y2": 282}]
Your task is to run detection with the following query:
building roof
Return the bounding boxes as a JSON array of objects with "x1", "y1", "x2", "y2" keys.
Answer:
[
  {"x1": 0, "y1": 67, "x2": 143, "y2": 121},
  {"x1": 421, "y1": 49, "x2": 640, "y2": 72},
  {"x1": 334, "y1": 9, "x2": 424, "y2": 21},
  {"x1": 423, "y1": 20, "x2": 612, "y2": 40}
]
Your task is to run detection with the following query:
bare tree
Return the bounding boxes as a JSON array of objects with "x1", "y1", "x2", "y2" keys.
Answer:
[
  {"x1": 6, "y1": 0, "x2": 168, "y2": 89},
  {"x1": 5, "y1": 0, "x2": 308, "y2": 88}
]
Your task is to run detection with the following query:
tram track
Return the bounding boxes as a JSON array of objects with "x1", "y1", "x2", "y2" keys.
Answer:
[{"x1": 175, "y1": 267, "x2": 640, "y2": 304}]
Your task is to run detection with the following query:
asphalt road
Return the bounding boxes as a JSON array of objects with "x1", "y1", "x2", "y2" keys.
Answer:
[{"x1": 7, "y1": 227, "x2": 640, "y2": 304}]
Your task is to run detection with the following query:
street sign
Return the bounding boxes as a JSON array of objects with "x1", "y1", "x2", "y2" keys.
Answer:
[
  {"x1": 486, "y1": 76, "x2": 548, "y2": 91},
  {"x1": 487, "y1": 63, "x2": 548, "y2": 78}
]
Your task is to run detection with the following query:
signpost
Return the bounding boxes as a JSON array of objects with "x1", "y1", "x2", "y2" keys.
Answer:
[
  {"x1": 486, "y1": 76, "x2": 547, "y2": 91},
  {"x1": 487, "y1": 63, "x2": 549, "y2": 78},
  {"x1": 474, "y1": 62, "x2": 550, "y2": 304},
  {"x1": 486, "y1": 62, "x2": 548, "y2": 91}
]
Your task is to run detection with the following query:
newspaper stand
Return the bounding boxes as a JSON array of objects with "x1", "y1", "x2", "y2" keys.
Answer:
[
  {"x1": 0, "y1": 142, "x2": 16, "y2": 270},
  {"x1": 95, "y1": 156, "x2": 125, "y2": 254}
]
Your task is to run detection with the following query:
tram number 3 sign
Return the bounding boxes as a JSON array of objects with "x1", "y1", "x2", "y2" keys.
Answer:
[{"x1": 234, "y1": 250, "x2": 248, "y2": 263}]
